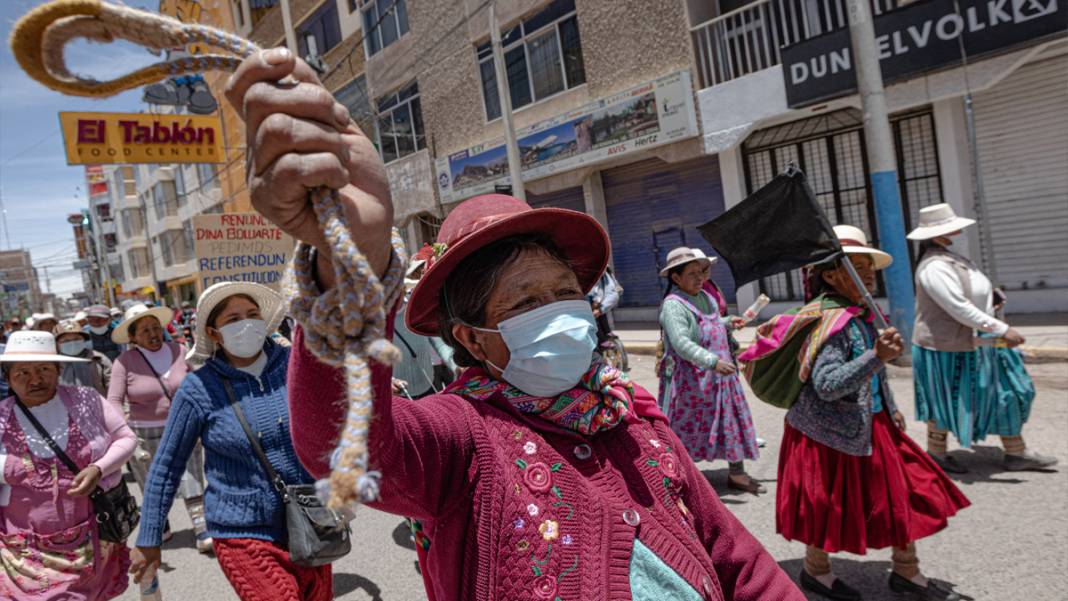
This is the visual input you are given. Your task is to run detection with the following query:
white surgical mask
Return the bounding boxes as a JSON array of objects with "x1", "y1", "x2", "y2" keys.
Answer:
[
  {"x1": 472, "y1": 300, "x2": 597, "y2": 398},
  {"x1": 88, "y1": 324, "x2": 109, "y2": 335},
  {"x1": 218, "y1": 319, "x2": 268, "y2": 358},
  {"x1": 59, "y1": 340, "x2": 89, "y2": 356}
]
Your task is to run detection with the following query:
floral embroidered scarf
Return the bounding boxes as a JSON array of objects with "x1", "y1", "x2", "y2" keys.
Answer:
[{"x1": 459, "y1": 357, "x2": 634, "y2": 435}]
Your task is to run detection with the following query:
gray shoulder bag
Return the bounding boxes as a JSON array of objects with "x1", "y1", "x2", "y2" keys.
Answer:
[{"x1": 222, "y1": 379, "x2": 351, "y2": 566}]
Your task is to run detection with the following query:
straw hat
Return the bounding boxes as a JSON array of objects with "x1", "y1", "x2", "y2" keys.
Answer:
[
  {"x1": 112, "y1": 303, "x2": 174, "y2": 344},
  {"x1": 907, "y1": 203, "x2": 975, "y2": 240},
  {"x1": 834, "y1": 225, "x2": 893, "y2": 270},
  {"x1": 0, "y1": 331, "x2": 87, "y2": 363},
  {"x1": 186, "y1": 282, "x2": 286, "y2": 367},
  {"x1": 73, "y1": 310, "x2": 87, "y2": 322},
  {"x1": 659, "y1": 247, "x2": 711, "y2": 277},
  {"x1": 53, "y1": 320, "x2": 90, "y2": 340},
  {"x1": 405, "y1": 194, "x2": 609, "y2": 336},
  {"x1": 690, "y1": 248, "x2": 719, "y2": 268}
]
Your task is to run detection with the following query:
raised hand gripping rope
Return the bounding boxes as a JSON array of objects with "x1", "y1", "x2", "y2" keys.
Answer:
[{"x1": 10, "y1": 0, "x2": 407, "y2": 509}]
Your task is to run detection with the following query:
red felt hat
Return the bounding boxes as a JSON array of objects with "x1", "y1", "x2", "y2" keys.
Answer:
[{"x1": 405, "y1": 194, "x2": 609, "y2": 336}]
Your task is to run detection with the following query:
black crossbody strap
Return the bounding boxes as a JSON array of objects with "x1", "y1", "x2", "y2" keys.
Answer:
[
  {"x1": 222, "y1": 379, "x2": 289, "y2": 499},
  {"x1": 136, "y1": 347, "x2": 174, "y2": 402},
  {"x1": 14, "y1": 397, "x2": 84, "y2": 476}
]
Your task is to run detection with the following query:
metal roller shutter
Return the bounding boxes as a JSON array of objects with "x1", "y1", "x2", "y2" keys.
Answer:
[
  {"x1": 602, "y1": 155, "x2": 733, "y2": 308},
  {"x1": 973, "y1": 56, "x2": 1068, "y2": 291},
  {"x1": 527, "y1": 186, "x2": 585, "y2": 212}
]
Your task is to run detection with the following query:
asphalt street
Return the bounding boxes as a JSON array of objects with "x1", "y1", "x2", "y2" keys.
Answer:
[{"x1": 119, "y1": 355, "x2": 1068, "y2": 600}]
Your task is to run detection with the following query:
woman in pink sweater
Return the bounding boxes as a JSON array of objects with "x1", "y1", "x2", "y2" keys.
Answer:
[
  {"x1": 226, "y1": 49, "x2": 803, "y2": 601},
  {"x1": 106, "y1": 304, "x2": 208, "y2": 551}
]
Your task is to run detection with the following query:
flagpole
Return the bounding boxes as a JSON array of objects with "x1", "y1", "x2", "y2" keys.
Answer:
[{"x1": 839, "y1": 255, "x2": 890, "y2": 330}]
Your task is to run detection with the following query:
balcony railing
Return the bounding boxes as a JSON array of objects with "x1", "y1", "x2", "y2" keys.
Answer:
[{"x1": 692, "y1": 0, "x2": 898, "y2": 88}]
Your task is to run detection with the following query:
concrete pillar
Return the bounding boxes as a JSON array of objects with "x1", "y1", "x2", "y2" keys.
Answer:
[
  {"x1": 405, "y1": 220, "x2": 421, "y2": 255},
  {"x1": 718, "y1": 145, "x2": 757, "y2": 311},
  {"x1": 582, "y1": 170, "x2": 612, "y2": 265},
  {"x1": 932, "y1": 97, "x2": 979, "y2": 261}
]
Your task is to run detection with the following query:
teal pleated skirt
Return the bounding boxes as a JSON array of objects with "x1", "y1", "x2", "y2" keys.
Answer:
[{"x1": 912, "y1": 344, "x2": 1035, "y2": 447}]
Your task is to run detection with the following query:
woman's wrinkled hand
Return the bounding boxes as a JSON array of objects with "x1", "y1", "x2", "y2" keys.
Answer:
[
  {"x1": 892, "y1": 410, "x2": 907, "y2": 432},
  {"x1": 68, "y1": 465, "x2": 101, "y2": 497},
  {"x1": 224, "y1": 48, "x2": 394, "y2": 286},
  {"x1": 714, "y1": 360, "x2": 737, "y2": 376},
  {"x1": 129, "y1": 546, "x2": 162, "y2": 584},
  {"x1": 874, "y1": 327, "x2": 904, "y2": 363}
]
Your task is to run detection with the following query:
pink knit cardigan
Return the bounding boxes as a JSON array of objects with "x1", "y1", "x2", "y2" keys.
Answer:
[{"x1": 288, "y1": 325, "x2": 802, "y2": 601}]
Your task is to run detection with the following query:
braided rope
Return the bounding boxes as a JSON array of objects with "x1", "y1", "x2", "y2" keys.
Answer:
[{"x1": 10, "y1": 0, "x2": 405, "y2": 508}]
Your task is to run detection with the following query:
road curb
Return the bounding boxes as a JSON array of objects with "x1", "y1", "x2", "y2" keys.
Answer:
[{"x1": 623, "y1": 341, "x2": 1067, "y2": 363}]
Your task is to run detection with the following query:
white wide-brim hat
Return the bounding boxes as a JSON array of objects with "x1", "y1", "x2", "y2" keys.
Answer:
[
  {"x1": 0, "y1": 331, "x2": 88, "y2": 363},
  {"x1": 112, "y1": 304, "x2": 174, "y2": 344},
  {"x1": 690, "y1": 248, "x2": 719, "y2": 268},
  {"x1": 186, "y1": 282, "x2": 286, "y2": 367},
  {"x1": 659, "y1": 247, "x2": 713, "y2": 277},
  {"x1": 834, "y1": 225, "x2": 893, "y2": 270},
  {"x1": 907, "y1": 203, "x2": 976, "y2": 240}
]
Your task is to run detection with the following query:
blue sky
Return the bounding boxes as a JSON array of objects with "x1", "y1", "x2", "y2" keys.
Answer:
[{"x1": 1, "y1": 0, "x2": 158, "y2": 298}]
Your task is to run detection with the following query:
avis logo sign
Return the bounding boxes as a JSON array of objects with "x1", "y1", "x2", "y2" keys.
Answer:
[{"x1": 1013, "y1": 0, "x2": 1057, "y2": 22}]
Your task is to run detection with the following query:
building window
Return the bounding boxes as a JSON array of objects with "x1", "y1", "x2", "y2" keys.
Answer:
[
  {"x1": 376, "y1": 83, "x2": 425, "y2": 163},
  {"x1": 477, "y1": 0, "x2": 586, "y2": 121},
  {"x1": 183, "y1": 220, "x2": 195, "y2": 260},
  {"x1": 128, "y1": 248, "x2": 150, "y2": 278},
  {"x1": 122, "y1": 166, "x2": 136, "y2": 197},
  {"x1": 159, "y1": 230, "x2": 190, "y2": 266},
  {"x1": 94, "y1": 202, "x2": 112, "y2": 222},
  {"x1": 335, "y1": 75, "x2": 375, "y2": 134},
  {"x1": 361, "y1": 0, "x2": 408, "y2": 57},
  {"x1": 298, "y1": 1, "x2": 342, "y2": 60},
  {"x1": 122, "y1": 208, "x2": 144, "y2": 238},
  {"x1": 196, "y1": 163, "x2": 217, "y2": 191},
  {"x1": 152, "y1": 181, "x2": 179, "y2": 219},
  {"x1": 175, "y1": 166, "x2": 187, "y2": 205}
]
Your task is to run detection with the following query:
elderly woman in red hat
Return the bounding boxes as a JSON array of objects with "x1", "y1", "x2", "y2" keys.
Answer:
[{"x1": 224, "y1": 50, "x2": 801, "y2": 601}]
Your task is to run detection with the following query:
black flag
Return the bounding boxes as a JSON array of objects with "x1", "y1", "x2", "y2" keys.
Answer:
[{"x1": 698, "y1": 168, "x2": 841, "y2": 287}]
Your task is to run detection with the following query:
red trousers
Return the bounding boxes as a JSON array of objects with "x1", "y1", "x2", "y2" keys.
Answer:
[{"x1": 214, "y1": 538, "x2": 332, "y2": 601}]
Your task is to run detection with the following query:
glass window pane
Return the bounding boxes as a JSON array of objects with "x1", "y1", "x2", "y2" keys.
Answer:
[
  {"x1": 378, "y1": 0, "x2": 398, "y2": 48},
  {"x1": 364, "y1": 6, "x2": 381, "y2": 54},
  {"x1": 410, "y1": 97, "x2": 425, "y2": 149},
  {"x1": 559, "y1": 17, "x2": 586, "y2": 88},
  {"x1": 527, "y1": 29, "x2": 563, "y2": 100},
  {"x1": 380, "y1": 134, "x2": 398, "y2": 163},
  {"x1": 392, "y1": 103, "x2": 413, "y2": 137},
  {"x1": 396, "y1": 0, "x2": 409, "y2": 36},
  {"x1": 480, "y1": 60, "x2": 501, "y2": 120},
  {"x1": 524, "y1": 0, "x2": 574, "y2": 34},
  {"x1": 378, "y1": 113, "x2": 395, "y2": 137},
  {"x1": 505, "y1": 46, "x2": 532, "y2": 109}
]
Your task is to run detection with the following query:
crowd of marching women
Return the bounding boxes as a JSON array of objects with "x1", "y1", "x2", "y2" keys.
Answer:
[{"x1": 0, "y1": 47, "x2": 1057, "y2": 601}]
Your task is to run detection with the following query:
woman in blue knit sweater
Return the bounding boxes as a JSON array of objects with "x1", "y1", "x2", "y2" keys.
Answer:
[{"x1": 127, "y1": 283, "x2": 329, "y2": 600}]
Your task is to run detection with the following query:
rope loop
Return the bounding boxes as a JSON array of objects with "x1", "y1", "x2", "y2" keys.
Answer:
[{"x1": 11, "y1": 0, "x2": 409, "y2": 509}]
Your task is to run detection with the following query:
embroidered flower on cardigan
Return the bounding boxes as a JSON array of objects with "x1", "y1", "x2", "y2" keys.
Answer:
[
  {"x1": 533, "y1": 574, "x2": 557, "y2": 599},
  {"x1": 562, "y1": 534, "x2": 573, "y2": 545},
  {"x1": 514, "y1": 518, "x2": 525, "y2": 529},
  {"x1": 524, "y1": 462, "x2": 553, "y2": 493},
  {"x1": 517, "y1": 540, "x2": 530, "y2": 552},
  {"x1": 527, "y1": 503, "x2": 540, "y2": 516},
  {"x1": 538, "y1": 519, "x2": 560, "y2": 542},
  {"x1": 649, "y1": 439, "x2": 661, "y2": 448},
  {"x1": 523, "y1": 441, "x2": 538, "y2": 454}
]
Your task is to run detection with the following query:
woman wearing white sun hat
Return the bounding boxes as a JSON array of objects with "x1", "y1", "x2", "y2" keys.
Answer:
[
  {"x1": 0, "y1": 331, "x2": 136, "y2": 600},
  {"x1": 129, "y1": 283, "x2": 330, "y2": 601},
  {"x1": 909, "y1": 203, "x2": 1056, "y2": 473},
  {"x1": 106, "y1": 303, "x2": 207, "y2": 549}
]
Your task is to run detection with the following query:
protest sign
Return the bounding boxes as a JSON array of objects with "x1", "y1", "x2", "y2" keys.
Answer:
[{"x1": 193, "y1": 213, "x2": 294, "y2": 290}]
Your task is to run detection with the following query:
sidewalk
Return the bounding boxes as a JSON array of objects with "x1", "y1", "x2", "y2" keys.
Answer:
[{"x1": 616, "y1": 312, "x2": 1068, "y2": 362}]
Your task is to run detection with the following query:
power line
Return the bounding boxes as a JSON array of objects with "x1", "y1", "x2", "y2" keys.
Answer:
[{"x1": 0, "y1": 129, "x2": 61, "y2": 167}]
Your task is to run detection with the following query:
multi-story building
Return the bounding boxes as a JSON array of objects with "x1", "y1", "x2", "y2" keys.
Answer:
[
  {"x1": 227, "y1": 0, "x2": 1066, "y2": 316},
  {"x1": 0, "y1": 249, "x2": 41, "y2": 318}
]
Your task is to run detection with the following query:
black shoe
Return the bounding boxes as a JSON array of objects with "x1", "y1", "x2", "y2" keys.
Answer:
[
  {"x1": 799, "y1": 568, "x2": 862, "y2": 601},
  {"x1": 1003, "y1": 451, "x2": 1059, "y2": 472},
  {"x1": 888, "y1": 572, "x2": 960, "y2": 600},
  {"x1": 927, "y1": 452, "x2": 968, "y2": 474}
]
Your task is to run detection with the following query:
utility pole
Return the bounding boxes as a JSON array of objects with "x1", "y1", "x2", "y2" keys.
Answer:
[
  {"x1": 488, "y1": 2, "x2": 526, "y2": 201},
  {"x1": 846, "y1": 0, "x2": 914, "y2": 341}
]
